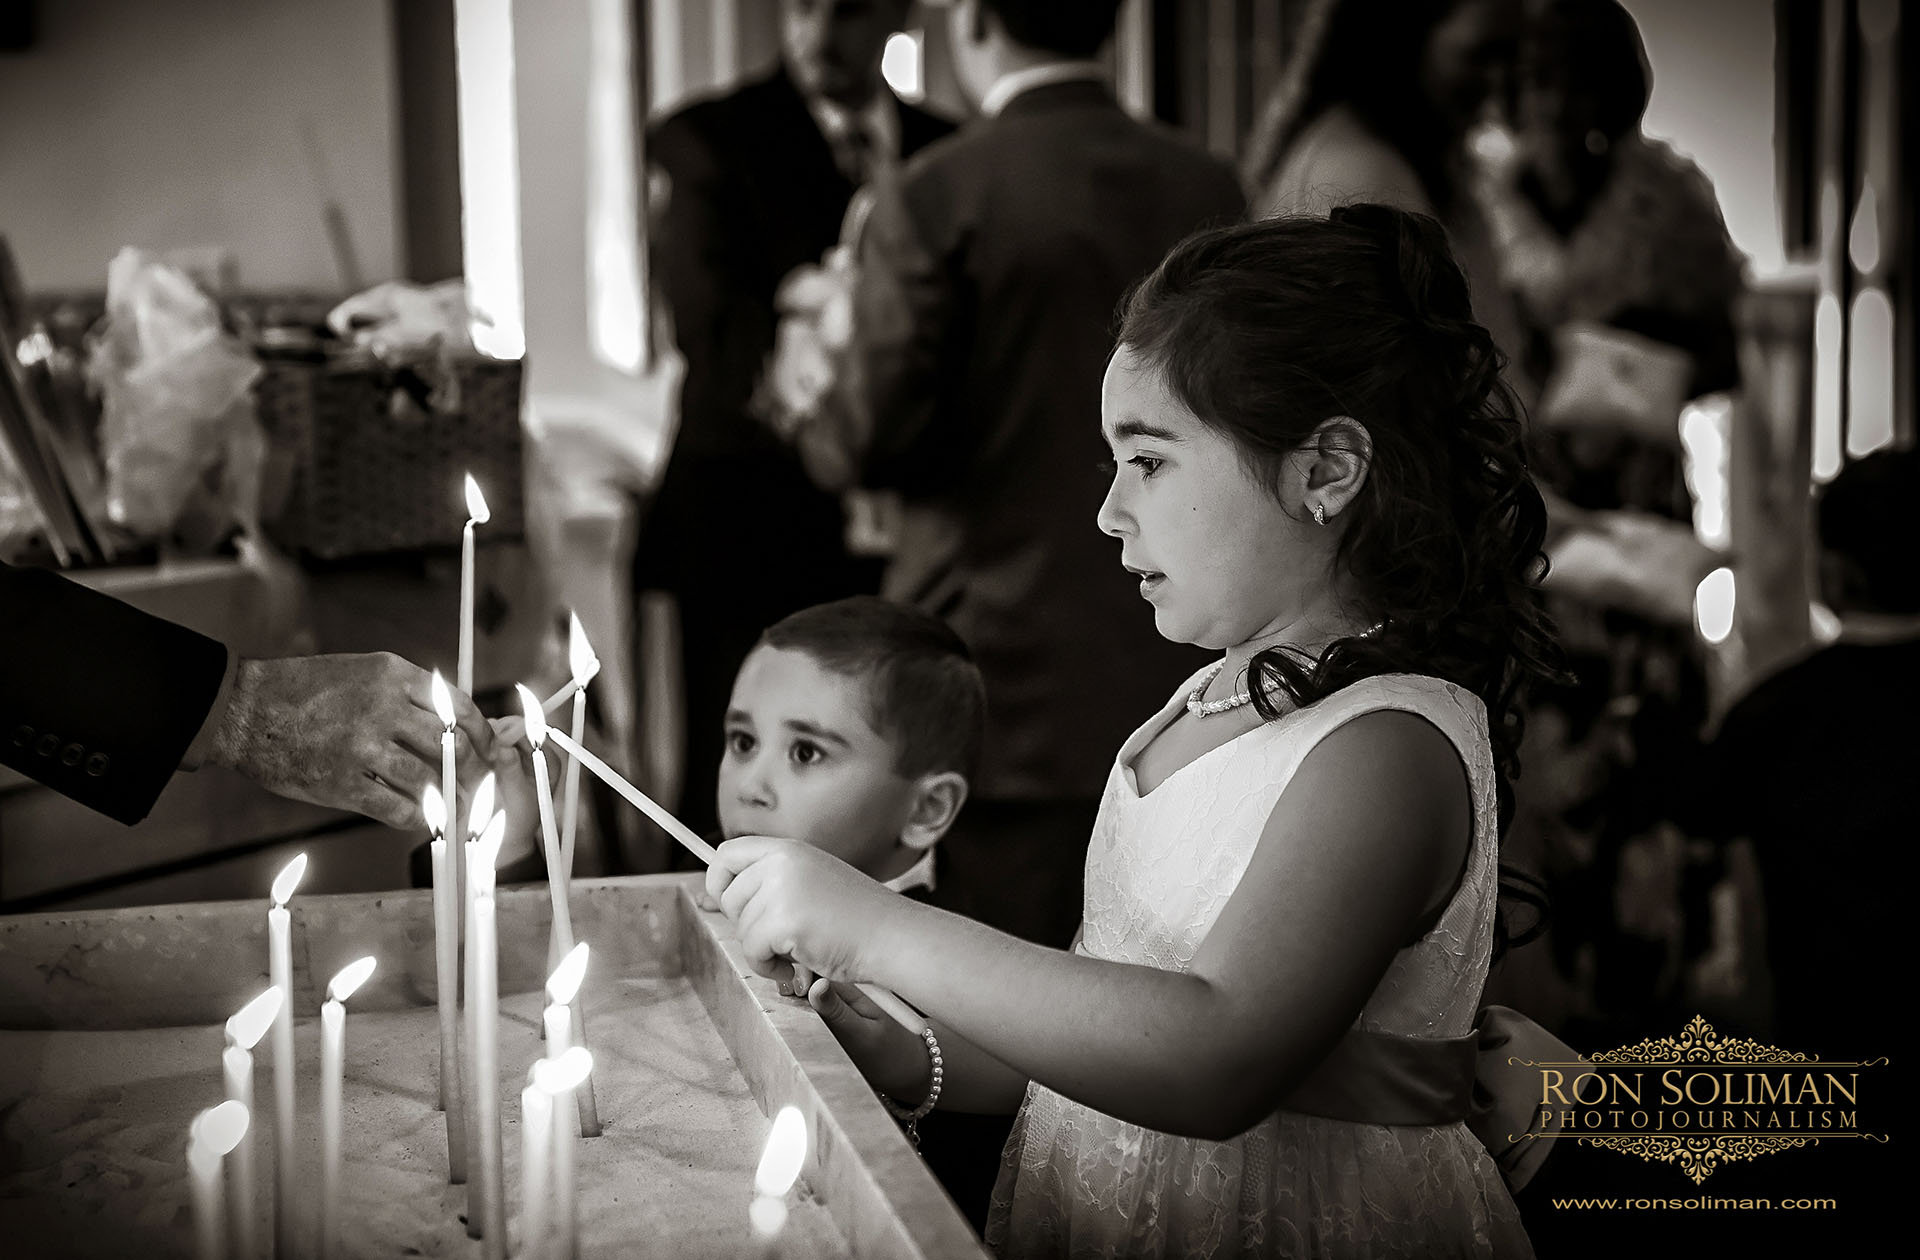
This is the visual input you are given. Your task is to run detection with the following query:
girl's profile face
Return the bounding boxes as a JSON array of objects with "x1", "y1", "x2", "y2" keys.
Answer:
[{"x1": 1095, "y1": 347, "x2": 1322, "y2": 651}]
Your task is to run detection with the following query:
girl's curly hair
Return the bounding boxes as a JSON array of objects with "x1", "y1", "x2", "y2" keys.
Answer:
[{"x1": 1117, "y1": 205, "x2": 1565, "y2": 953}]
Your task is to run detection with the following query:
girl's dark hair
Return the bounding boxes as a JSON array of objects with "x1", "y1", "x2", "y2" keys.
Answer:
[{"x1": 1117, "y1": 205, "x2": 1564, "y2": 953}]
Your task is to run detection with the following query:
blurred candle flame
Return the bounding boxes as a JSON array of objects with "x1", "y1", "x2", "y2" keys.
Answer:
[
  {"x1": 226, "y1": 987, "x2": 285, "y2": 1050},
  {"x1": 271, "y1": 854, "x2": 308, "y2": 908},
  {"x1": 547, "y1": 942, "x2": 590, "y2": 1006},
  {"x1": 328, "y1": 956, "x2": 378, "y2": 1004}
]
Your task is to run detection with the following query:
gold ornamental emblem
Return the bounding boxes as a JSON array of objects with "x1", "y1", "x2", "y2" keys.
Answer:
[{"x1": 1514, "y1": 1016, "x2": 1890, "y2": 1183}]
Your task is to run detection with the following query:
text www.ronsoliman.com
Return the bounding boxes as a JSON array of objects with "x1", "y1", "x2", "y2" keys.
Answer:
[{"x1": 1550, "y1": 1197, "x2": 1839, "y2": 1211}]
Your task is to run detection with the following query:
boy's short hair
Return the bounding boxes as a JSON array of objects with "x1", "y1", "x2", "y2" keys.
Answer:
[
  {"x1": 758, "y1": 596, "x2": 986, "y2": 779},
  {"x1": 980, "y1": 0, "x2": 1123, "y2": 59}
]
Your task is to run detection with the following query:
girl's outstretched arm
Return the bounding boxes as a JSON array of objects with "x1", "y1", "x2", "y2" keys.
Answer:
[{"x1": 710, "y1": 711, "x2": 1471, "y2": 1141}]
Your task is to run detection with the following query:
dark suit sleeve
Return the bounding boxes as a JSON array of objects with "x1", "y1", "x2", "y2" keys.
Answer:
[
  {"x1": 1, "y1": 560, "x2": 228, "y2": 824},
  {"x1": 836, "y1": 168, "x2": 958, "y2": 489}
]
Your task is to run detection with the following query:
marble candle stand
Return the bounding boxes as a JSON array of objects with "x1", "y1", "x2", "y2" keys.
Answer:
[{"x1": 0, "y1": 876, "x2": 985, "y2": 1260}]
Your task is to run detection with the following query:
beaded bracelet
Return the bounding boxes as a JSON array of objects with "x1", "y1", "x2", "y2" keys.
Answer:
[{"x1": 878, "y1": 1026, "x2": 944, "y2": 1150}]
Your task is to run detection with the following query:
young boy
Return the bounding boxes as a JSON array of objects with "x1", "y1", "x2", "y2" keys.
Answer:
[
  {"x1": 716, "y1": 596, "x2": 1011, "y2": 1232},
  {"x1": 716, "y1": 595, "x2": 983, "y2": 896}
]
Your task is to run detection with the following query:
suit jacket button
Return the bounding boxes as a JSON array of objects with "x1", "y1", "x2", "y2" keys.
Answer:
[
  {"x1": 35, "y1": 732, "x2": 60, "y2": 758},
  {"x1": 61, "y1": 742, "x2": 85, "y2": 767},
  {"x1": 9, "y1": 724, "x2": 31, "y2": 748},
  {"x1": 86, "y1": 752, "x2": 111, "y2": 777}
]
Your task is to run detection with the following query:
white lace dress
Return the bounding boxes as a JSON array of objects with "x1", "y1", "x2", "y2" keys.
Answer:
[{"x1": 984, "y1": 672, "x2": 1535, "y2": 1259}]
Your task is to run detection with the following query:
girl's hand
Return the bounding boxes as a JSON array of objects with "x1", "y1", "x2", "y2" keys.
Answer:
[
  {"x1": 805, "y1": 979, "x2": 934, "y2": 1098},
  {"x1": 706, "y1": 837, "x2": 898, "y2": 986}
]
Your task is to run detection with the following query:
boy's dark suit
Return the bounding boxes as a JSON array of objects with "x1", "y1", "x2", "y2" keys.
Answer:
[
  {"x1": 1, "y1": 559, "x2": 227, "y2": 824},
  {"x1": 635, "y1": 68, "x2": 954, "y2": 842},
  {"x1": 841, "y1": 79, "x2": 1246, "y2": 948}
]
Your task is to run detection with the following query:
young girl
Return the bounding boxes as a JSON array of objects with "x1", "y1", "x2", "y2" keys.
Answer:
[{"x1": 707, "y1": 205, "x2": 1557, "y2": 1259}]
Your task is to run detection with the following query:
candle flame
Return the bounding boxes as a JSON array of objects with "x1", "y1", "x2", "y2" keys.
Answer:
[
  {"x1": 225, "y1": 986, "x2": 285, "y2": 1050},
  {"x1": 422, "y1": 784, "x2": 448, "y2": 838},
  {"x1": 755, "y1": 1105, "x2": 808, "y2": 1197},
  {"x1": 430, "y1": 670, "x2": 457, "y2": 729},
  {"x1": 464, "y1": 473, "x2": 491, "y2": 525},
  {"x1": 516, "y1": 683, "x2": 549, "y2": 747},
  {"x1": 546, "y1": 942, "x2": 590, "y2": 1005},
  {"x1": 190, "y1": 1099, "x2": 251, "y2": 1159},
  {"x1": 270, "y1": 853, "x2": 308, "y2": 907},
  {"x1": 533, "y1": 1046, "x2": 595, "y2": 1093},
  {"x1": 468, "y1": 772, "x2": 497, "y2": 839},
  {"x1": 327, "y1": 956, "x2": 378, "y2": 1004},
  {"x1": 567, "y1": 612, "x2": 598, "y2": 681}
]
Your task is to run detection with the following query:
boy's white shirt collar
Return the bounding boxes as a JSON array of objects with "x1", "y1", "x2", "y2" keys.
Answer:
[{"x1": 882, "y1": 847, "x2": 937, "y2": 894}]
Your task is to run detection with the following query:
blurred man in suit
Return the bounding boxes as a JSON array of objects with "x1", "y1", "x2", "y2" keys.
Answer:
[
  {"x1": 1, "y1": 559, "x2": 495, "y2": 829},
  {"x1": 792, "y1": 0, "x2": 1245, "y2": 950},
  {"x1": 635, "y1": 0, "x2": 957, "y2": 844}
]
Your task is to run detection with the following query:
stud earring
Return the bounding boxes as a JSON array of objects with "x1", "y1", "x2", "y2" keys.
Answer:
[{"x1": 1311, "y1": 502, "x2": 1327, "y2": 526}]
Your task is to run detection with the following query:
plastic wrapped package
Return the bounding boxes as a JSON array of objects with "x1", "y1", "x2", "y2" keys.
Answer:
[{"x1": 87, "y1": 249, "x2": 264, "y2": 545}]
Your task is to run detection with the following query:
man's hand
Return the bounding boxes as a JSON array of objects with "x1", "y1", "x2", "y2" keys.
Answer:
[{"x1": 208, "y1": 653, "x2": 495, "y2": 829}]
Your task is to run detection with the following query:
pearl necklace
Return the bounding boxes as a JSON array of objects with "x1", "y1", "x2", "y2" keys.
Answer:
[{"x1": 1186, "y1": 622, "x2": 1388, "y2": 719}]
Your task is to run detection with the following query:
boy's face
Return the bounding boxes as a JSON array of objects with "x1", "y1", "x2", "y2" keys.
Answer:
[{"x1": 718, "y1": 646, "x2": 922, "y2": 875}]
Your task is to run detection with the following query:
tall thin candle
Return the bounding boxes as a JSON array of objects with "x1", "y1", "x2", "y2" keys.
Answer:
[
  {"x1": 188, "y1": 1100, "x2": 251, "y2": 1260},
  {"x1": 319, "y1": 957, "x2": 377, "y2": 1260},
  {"x1": 267, "y1": 853, "x2": 306, "y2": 1260},
  {"x1": 461, "y1": 781, "x2": 498, "y2": 1243},
  {"x1": 534, "y1": 1047, "x2": 594, "y2": 1260},
  {"x1": 430, "y1": 672, "x2": 466, "y2": 1009},
  {"x1": 558, "y1": 613, "x2": 597, "y2": 880},
  {"x1": 518, "y1": 1072, "x2": 553, "y2": 1259},
  {"x1": 423, "y1": 785, "x2": 468, "y2": 1184},
  {"x1": 223, "y1": 987, "x2": 282, "y2": 1260},
  {"x1": 459, "y1": 474, "x2": 490, "y2": 694},
  {"x1": 467, "y1": 812, "x2": 509, "y2": 1258},
  {"x1": 517, "y1": 686, "x2": 577, "y2": 961}
]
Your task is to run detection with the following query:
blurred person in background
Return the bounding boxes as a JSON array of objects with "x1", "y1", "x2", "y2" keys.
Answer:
[
  {"x1": 1465, "y1": 0, "x2": 1747, "y2": 1045},
  {"x1": 779, "y1": 0, "x2": 1244, "y2": 968},
  {"x1": 634, "y1": 0, "x2": 955, "y2": 843},
  {"x1": 1684, "y1": 447, "x2": 1919, "y2": 1053}
]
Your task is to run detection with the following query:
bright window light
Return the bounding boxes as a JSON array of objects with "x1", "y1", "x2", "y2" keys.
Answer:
[
  {"x1": 455, "y1": 0, "x2": 526, "y2": 360},
  {"x1": 882, "y1": 31, "x2": 924, "y2": 103},
  {"x1": 1845, "y1": 287, "x2": 1894, "y2": 458},
  {"x1": 587, "y1": 0, "x2": 645, "y2": 375},
  {"x1": 1695, "y1": 567, "x2": 1736, "y2": 645}
]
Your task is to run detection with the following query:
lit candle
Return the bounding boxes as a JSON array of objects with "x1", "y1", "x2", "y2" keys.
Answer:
[
  {"x1": 462, "y1": 772, "x2": 498, "y2": 1227},
  {"x1": 544, "y1": 726, "x2": 932, "y2": 1039},
  {"x1": 465, "y1": 811, "x2": 509, "y2": 1257},
  {"x1": 750, "y1": 1106, "x2": 808, "y2": 1256},
  {"x1": 518, "y1": 1070, "x2": 553, "y2": 1260},
  {"x1": 423, "y1": 785, "x2": 468, "y2": 1185},
  {"x1": 223, "y1": 986, "x2": 283, "y2": 1260},
  {"x1": 188, "y1": 1100, "x2": 251, "y2": 1260},
  {"x1": 430, "y1": 672, "x2": 466, "y2": 1006},
  {"x1": 319, "y1": 956, "x2": 377, "y2": 1260},
  {"x1": 534, "y1": 1047, "x2": 594, "y2": 1260},
  {"x1": 542, "y1": 941, "x2": 601, "y2": 1138},
  {"x1": 517, "y1": 686, "x2": 577, "y2": 966},
  {"x1": 267, "y1": 853, "x2": 306, "y2": 1260},
  {"x1": 459, "y1": 473, "x2": 490, "y2": 695},
  {"x1": 558, "y1": 613, "x2": 596, "y2": 886}
]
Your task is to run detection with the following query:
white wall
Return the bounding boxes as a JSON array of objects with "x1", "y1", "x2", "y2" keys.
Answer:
[
  {"x1": 0, "y1": 0, "x2": 399, "y2": 292},
  {"x1": 1624, "y1": 0, "x2": 1784, "y2": 273}
]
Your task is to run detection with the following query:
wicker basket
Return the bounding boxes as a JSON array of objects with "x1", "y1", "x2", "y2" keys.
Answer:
[{"x1": 254, "y1": 355, "x2": 524, "y2": 560}]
